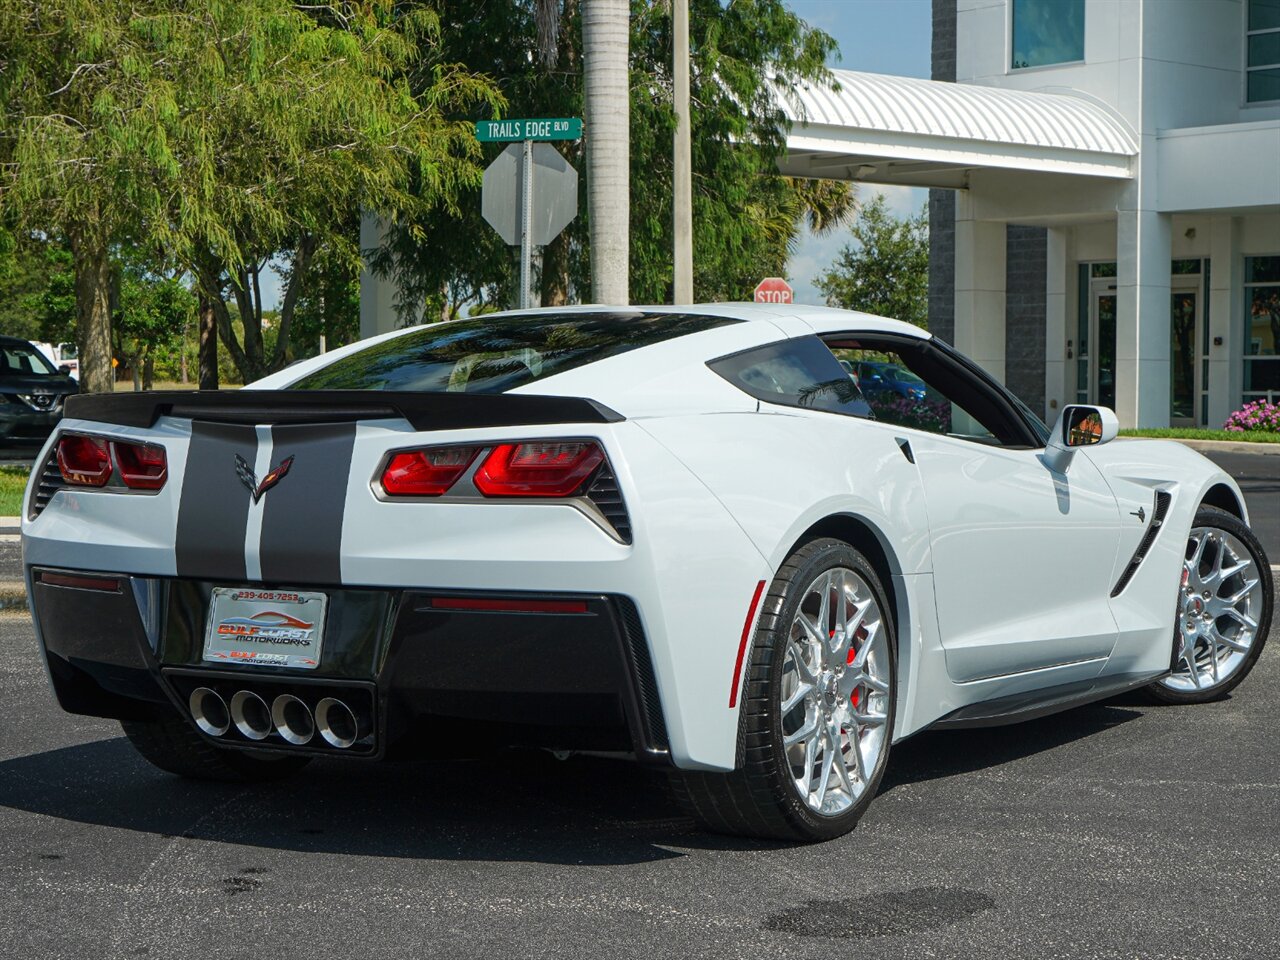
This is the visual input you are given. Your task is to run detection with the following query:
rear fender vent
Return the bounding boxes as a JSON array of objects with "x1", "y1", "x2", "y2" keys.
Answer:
[
  {"x1": 1111, "y1": 490, "x2": 1173, "y2": 597},
  {"x1": 29, "y1": 446, "x2": 65, "y2": 520},
  {"x1": 614, "y1": 596, "x2": 668, "y2": 756},
  {"x1": 584, "y1": 459, "x2": 632, "y2": 544}
]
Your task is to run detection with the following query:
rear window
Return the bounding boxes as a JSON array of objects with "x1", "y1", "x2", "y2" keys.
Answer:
[
  {"x1": 289, "y1": 311, "x2": 739, "y2": 393},
  {"x1": 708, "y1": 336, "x2": 873, "y2": 419}
]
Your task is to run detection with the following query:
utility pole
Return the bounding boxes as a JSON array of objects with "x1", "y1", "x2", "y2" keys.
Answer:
[
  {"x1": 582, "y1": 0, "x2": 630, "y2": 305},
  {"x1": 672, "y1": 0, "x2": 693, "y2": 304}
]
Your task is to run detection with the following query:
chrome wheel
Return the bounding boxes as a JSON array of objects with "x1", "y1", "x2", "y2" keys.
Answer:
[
  {"x1": 780, "y1": 567, "x2": 891, "y2": 816},
  {"x1": 1161, "y1": 526, "x2": 1265, "y2": 693}
]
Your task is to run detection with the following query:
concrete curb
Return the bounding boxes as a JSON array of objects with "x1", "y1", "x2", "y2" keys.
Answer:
[
  {"x1": 0, "y1": 580, "x2": 26, "y2": 612},
  {"x1": 1122, "y1": 437, "x2": 1280, "y2": 456}
]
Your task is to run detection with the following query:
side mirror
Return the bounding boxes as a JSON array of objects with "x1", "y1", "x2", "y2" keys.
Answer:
[
  {"x1": 58, "y1": 364, "x2": 72, "y2": 376},
  {"x1": 1044, "y1": 404, "x2": 1118, "y2": 473}
]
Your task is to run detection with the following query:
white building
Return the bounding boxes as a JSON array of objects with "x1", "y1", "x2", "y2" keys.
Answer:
[{"x1": 777, "y1": 0, "x2": 1280, "y2": 428}]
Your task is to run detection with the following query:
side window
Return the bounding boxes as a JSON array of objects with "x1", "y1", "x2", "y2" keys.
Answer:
[
  {"x1": 825, "y1": 335, "x2": 1035, "y2": 447},
  {"x1": 834, "y1": 345, "x2": 987, "y2": 440},
  {"x1": 709, "y1": 336, "x2": 874, "y2": 419}
]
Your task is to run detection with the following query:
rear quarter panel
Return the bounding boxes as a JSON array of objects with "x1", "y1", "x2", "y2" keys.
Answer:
[{"x1": 635, "y1": 409, "x2": 946, "y2": 740}]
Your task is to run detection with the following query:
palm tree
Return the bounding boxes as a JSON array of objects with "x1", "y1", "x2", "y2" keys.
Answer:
[{"x1": 582, "y1": 0, "x2": 630, "y2": 305}]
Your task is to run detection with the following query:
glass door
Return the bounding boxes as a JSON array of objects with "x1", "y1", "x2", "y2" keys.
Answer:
[
  {"x1": 1170, "y1": 289, "x2": 1199, "y2": 425},
  {"x1": 1093, "y1": 291, "x2": 1117, "y2": 411}
]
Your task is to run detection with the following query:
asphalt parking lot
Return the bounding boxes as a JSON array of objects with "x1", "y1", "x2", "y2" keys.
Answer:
[
  {"x1": 3, "y1": 586, "x2": 1279, "y2": 960},
  {"x1": 1202, "y1": 449, "x2": 1280, "y2": 560},
  {"x1": 2, "y1": 446, "x2": 1278, "y2": 960}
]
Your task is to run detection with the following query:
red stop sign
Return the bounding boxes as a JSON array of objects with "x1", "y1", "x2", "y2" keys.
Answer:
[{"x1": 753, "y1": 277, "x2": 794, "y2": 304}]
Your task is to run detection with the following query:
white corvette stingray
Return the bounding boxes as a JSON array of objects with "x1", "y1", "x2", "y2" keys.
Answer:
[{"x1": 23, "y1": 304, "x2": 1272, "y2": 841}]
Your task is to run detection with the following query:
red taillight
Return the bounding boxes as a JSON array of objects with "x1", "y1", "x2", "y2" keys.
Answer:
[
  {"x1": 114, "y1": 440, "x2": 168, "y2": 490},
  {"x1": 380, "y1": 445, "x2": 481, "y2": 497},
  {"x1": 57, "y1": 435, "x2": 112, "y2": 487},
  {"x1": 473, "y1": 441, "x2": 604, "y2": 498},
  {"x1": 55, "y1": 434, "x2": 169, "y2": 491}
]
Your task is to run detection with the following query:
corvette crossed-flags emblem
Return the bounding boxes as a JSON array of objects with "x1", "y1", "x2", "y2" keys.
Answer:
[{"x1": 235, "y1": 454, "x2": 295, "y2": 504}]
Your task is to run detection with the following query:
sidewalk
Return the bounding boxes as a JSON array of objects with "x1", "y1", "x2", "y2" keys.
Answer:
[
  {"x1": 0, "y1": 517, "x2": 20, "y2": 610},
  {"x1": 1157, "y1": 438, "x2": 1280, "y2": 456}
]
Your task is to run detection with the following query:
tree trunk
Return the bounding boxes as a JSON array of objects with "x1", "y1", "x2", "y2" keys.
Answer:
[
  {"x1": 143, "y1": 351, "x2": 154, "y2": 391},
  {"x1": 270, "y1": 236, "x2": 317, "y2": 372},
  {"x1": 68, "y1": 228, "x2": 115, "y2": 394},
  {"x1": 582, "y1": 0, "x2": 630, "y2": 305},
  {"x1": 198, "y1": 294, "x2": 219, "y2": 390},
  {"x1": 541, "y1": 231, "x2": 571, "y2": 306}
]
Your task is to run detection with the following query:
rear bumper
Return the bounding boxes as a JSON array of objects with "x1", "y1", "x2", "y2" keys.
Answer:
[{"x1": 30, "y1": 567, "x2": 670, "y2": 764}]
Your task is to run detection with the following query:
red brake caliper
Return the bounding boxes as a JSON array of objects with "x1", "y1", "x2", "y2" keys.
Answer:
[{"x1": 847, "y1": 624, "x2": 869, "y2": 708}]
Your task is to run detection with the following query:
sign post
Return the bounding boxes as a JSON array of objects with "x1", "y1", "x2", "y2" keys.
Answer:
[
  {"x1": 520, "y1": 138, "x2": 535, "y2": 309},
  {"x1": 477, "y1": 118, "x2": 583, "y2": 309},
  {"x1": 753, "y1": 277, "x2": 794, "y2": 305}
]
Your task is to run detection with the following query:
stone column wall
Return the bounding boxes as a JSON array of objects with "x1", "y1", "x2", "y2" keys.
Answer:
[{"x1": 927, "y1": 0, "x2": 957, "y2": 346}]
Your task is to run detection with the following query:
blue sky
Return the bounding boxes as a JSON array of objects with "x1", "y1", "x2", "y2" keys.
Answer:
[
  {"x1": 784, "y1": 0, "x2": 932, "y2": 303},
  {"x1": 261, "y1": 1, "x2": 933, "y2": 310}
]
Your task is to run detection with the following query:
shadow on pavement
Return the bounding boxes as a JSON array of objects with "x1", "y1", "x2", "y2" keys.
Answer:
[
  {"x1": 0, "y1": 701, "x2": 1144, "y2": 863},
  {"x1": 0, "y1": 737, "x2": 697, "y2": 865},
  {"x1": 880, "y1": 702, "x2": 1144, "y2": 793}
]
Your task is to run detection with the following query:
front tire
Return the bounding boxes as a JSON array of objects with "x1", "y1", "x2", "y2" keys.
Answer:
[
  {"x1": 671, "y1": 538, "x2": 896, "y2": 842},
  {"x1": 1147, "y1": 506, "x2": 1273, "y2": 704},
  {"x1": 121, "y1": 714, "x2": 312, "y2": 782}
]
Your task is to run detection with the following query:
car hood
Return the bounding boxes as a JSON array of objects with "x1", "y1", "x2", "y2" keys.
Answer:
[{"x1": 0, "y1": 375, "x2": 78, "y2": 395}]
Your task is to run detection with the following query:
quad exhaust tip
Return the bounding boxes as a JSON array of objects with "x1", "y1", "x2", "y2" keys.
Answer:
[
  {"x1": 190, "y1": 687, "x2": 362, "y2": 749},
  {"x1": 315, "y1": 698, "x2": 359, "y2": 749},
  {"x1": 188, "y1": 687, "x2": 230, "y2": 737},
  {"x1": 272, "y1": 694, "x2": 314, "y2": 745},
  {"x1": 229, "y1": 690, "x2": 272, "y2": 741}
]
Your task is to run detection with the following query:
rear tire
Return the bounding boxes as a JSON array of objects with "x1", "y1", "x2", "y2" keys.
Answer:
[
  {"x1": 1146, "y1": 506, "x2": 1272, "y2": 705},
  {"x1": 121, "y1": 714, "x2": 312, "y2": 782},
  {"x1": 671, "y1": 538, "x2": 896, "y2": 842}
]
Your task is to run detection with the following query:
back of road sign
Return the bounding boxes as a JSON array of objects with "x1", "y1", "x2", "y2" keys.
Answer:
[{"x1": 481, "y1": 143, "x2": 578, "y2": 247}]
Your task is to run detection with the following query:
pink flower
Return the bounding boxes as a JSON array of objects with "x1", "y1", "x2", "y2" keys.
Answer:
[{"x1": 1224, "y1": 399, "x2": 1280, "y2": 433}]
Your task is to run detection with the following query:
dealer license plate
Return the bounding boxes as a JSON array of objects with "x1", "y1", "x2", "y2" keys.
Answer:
[{"x1": 203, "y1": 588, "x2": 328, "y2": 670}]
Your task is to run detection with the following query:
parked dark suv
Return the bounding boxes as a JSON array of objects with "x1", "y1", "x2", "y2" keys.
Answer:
[{"x1": 0, "y1": 336, "x2": 78, "y2": 446}]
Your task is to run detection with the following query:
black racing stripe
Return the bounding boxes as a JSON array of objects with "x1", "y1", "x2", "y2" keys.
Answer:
[
  {"x1": 257, "y1": 423, "x2": 356, "y2": 586},
  {"x1": 175, "y1": 422, "x2": 256, "y2": 580}
]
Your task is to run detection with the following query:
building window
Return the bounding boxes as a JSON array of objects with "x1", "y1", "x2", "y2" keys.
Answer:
[
  {"x1": 1011, "y1": 0, "x2": 1085, "y2": 70},
  {"x1": 1249, "y1": 0, "x2": 1280, "y2": 102},
  {"x1": 1244, "y1": 256, "x2": 1280, "y2": 402}
]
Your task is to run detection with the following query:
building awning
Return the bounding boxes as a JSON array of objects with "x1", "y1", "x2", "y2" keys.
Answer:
[{"x1": 775, "y1": 70, "x2": 1138, "y2": 187}]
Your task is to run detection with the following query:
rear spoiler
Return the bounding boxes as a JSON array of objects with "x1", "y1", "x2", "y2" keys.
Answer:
[{"x1": 63, "y1": 390, "x2": 624, "y2": 431}]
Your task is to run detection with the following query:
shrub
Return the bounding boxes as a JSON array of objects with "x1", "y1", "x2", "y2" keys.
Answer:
[{"x1": 1224, "y1": 399, "x2": 1280, "y2": 433}]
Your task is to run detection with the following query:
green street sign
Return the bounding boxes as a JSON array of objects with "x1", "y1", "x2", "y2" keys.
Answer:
[{"x1": 475, "y1": 117, "x2": 583, "y2": 143}]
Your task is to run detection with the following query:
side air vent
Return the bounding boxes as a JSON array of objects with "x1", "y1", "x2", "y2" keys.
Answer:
[
  {"x1": 614, "y1": 596, "x2": 669, "y2": 755},
  {"x1": 1110, "y1": 491, "x2": 1173, "y2": 597},
  {"x1": 584, "y1": 460, "x2": 632, "y2": 544},
  {"x1": 29, "y1": 446, "x2": 65, "y2": 520}
]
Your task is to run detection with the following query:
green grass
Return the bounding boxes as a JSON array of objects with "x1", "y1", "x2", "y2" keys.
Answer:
[
  {"x1": 1120, "y1": 428, "x2": 1280, "y2": 444},
  {"x1": 113, "y1": 380, "x2": 201, "y2": 392},
  {"x1": 0, "y1": 465, "x2": 30, "y2": 517}
]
